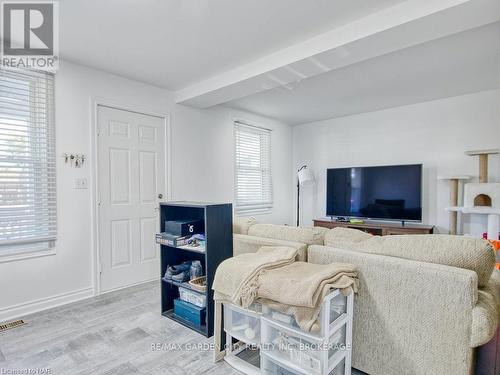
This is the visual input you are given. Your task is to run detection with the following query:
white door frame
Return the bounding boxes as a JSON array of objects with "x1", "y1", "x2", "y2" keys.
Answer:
[{"x1": 90, "y1": 97, "x2": 171, "y2": 296}]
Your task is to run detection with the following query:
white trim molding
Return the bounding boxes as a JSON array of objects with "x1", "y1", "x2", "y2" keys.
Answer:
[
  {"x1": 0, "y1": 287, "x2": 94, "y2": 323},
  {"x1": 97, "y1": 277, "x2": 159, "y2": 296}
]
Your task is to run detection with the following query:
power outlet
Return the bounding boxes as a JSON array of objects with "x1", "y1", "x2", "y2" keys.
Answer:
[{"x1": 74, "y1": 177, "x2": 88, "y2": 189}]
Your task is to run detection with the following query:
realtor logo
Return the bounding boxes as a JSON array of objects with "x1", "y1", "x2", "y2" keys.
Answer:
[{"x1": 1, "y1": 1, "x2": 59, "y2": 71}]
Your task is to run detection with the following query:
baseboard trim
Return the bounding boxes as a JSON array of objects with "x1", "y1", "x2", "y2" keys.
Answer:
[
  {"x1": 99, "y1": 277, "x2": 159, "y2": 295},
  {"x1": 0, "y1": 287, "x2": 94, "y2": 323}
]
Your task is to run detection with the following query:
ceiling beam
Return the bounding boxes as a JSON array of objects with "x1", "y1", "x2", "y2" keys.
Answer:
[{"x1": 175, "y1": 0, "x2": 499, "y2": 108}]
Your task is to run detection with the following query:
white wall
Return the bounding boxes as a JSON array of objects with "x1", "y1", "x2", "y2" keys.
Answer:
[
  {"x1": 0, "y1": 61, "x2": 175, "y2": 321},
  {"x1": 0, "y1": 61, "x2": 293, "y2": 321},
  {"x1": 172, "y1": 104, "x2": 293, "y2": 225},
  {"x1": 293, "y1": 89, "x2": 500, "y2": 235}
]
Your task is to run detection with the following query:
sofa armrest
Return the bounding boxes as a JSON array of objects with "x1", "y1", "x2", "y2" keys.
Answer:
[
  {"x1": 233, "y1": 216, "x2": 257, "y2": 235},
  {"x1": 472, "y1": 291, "x2": 499, "y2": 347},
  {"x1": 308, "y1": 245, "x2": 478, "y2": 375},
  {"x1": 233, "y1": 234, "x2": 307, "y2": 261},
  {"x1": 472, "y1": 270, "x2": 500, "y2": 347},
  {"x1": 487, "y1": 269, "x2": 500, "y2": 308}
]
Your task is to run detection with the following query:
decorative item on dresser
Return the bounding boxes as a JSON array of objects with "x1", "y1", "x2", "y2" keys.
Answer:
[{"x1": 313, "y1": 219, "x2": 434, "y2": 236}]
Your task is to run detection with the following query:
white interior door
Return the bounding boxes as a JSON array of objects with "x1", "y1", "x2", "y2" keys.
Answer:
[{"x1": 97, "y1": 105, "x2": 165, "y2": 292}]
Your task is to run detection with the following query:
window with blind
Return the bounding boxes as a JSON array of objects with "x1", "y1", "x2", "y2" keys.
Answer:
[
  {"x1": 234, "y1": 122, "x2": 273, "y2": 214},
  {"x1": 0, "y1": 69, "x2": 56, "y2": 257}
]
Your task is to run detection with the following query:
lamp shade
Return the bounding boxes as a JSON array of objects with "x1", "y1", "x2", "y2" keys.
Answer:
[{"x1": 298, "y1": 166, "x2": 315, "y2": 186}]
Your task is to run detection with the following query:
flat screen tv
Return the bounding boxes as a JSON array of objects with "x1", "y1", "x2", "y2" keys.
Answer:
[{"x1": 326, "y1": 164, "x2": 422, "y2": 222}]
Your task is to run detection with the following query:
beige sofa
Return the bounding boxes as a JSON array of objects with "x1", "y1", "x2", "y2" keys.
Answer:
[
  {"x1": 233, "y1": 218, "x2": 327, "y2": 261},
  {"x1": 233, "y1": 218, "x2": 500, "y2": 375}
]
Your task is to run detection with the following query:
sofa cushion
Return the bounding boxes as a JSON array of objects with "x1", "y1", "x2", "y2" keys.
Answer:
[
  {"x1": 233, "y1": 216, "x2": 257, "y2": 235},
  {"x1": 324, "y1": 226, "x2": 372, "y2": 247},
  {"x1": 248, "y1": 224, "x2": 328, "y2": 245},
  {"x1": 324, "y1": 227, "x2": 496, "y2": 287}
]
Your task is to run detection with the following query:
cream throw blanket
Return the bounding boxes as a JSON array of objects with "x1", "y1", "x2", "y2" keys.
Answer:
[
  {"x1": 213, "y1": 246, "x2": 358, "y2": 333},
  {"x1": 212, "y1": 246, "x2": 298, "y2": 307},
  {"x1": 258, "y1": 262, "x2": 358, "y2": 332}
]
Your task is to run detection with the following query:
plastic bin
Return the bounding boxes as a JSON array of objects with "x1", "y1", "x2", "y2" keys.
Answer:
[
  {"x1": 330, "y1": 358, "x2": 346, "y2": 375},
  {"x1": 328, "y1": 292, "x2": 347, "y2": 325},
  {"x1": 328, "y1": 325, "x2": 347, "y2": 359},
  {"x1": 261, "y1": 353, "x2": 300, "y2": 375},
  {"x1": 261, "y1": 351, "x2": 347, "y2": 375},
  {"x1": 224, "y1": 303, "x2": 261, "y2": 345},
  {"x1": 261, "y1": 317, "x2": 347, "y2": 375},
  {"x1": 262, "y1": 290, "x2": 347, "y2": 334},
  {"x1": 179, "y1": 285, "x2": 206, "y2": 308}
]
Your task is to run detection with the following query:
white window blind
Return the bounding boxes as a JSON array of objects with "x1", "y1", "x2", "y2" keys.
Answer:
[
  {"x1": 234, "y1": 121, "x2": 273, "y2": 214},
  {"x1": 0, "y1": 68, "x2": 56, "y2": 255}
]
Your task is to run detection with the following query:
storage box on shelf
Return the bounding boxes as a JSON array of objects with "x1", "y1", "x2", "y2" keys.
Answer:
[
  {"x1": 179, "y1": 285, "x2": 207, "y2": 308},
  {"x1": 159, "y1": 202, "x2": 232, "y2": 338},
  {"x1": 221, "y1": 289, "x2": 354, "y2": 375},
  {"x1": 174, "y1": 298, "x2": 206, "y2": 326}
]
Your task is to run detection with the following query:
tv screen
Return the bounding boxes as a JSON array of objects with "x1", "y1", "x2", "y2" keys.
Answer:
[{"x1": 326, "y1": 164, "x2": 422, "y2": 221}]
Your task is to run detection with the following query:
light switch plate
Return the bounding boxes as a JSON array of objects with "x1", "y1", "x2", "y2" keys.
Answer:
[{"x1": 74, "y1": 177, "x2": 88, "y2": 189}]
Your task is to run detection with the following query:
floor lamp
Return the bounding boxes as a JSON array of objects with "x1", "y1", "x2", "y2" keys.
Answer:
[{"x1": 297, "y1": 165, "x2": 315, "y2": 226}]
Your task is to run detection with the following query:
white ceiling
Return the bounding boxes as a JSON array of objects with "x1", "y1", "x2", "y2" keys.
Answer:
[
  {"x1": 174, "y1": 0, "x2": 500, "y2": 108},
  {"x1": 226, "y1": 22, "x2": 500, "y2": 125},
  {"x1": 59, "y1": 0, "x2": 406, "y2": 90},
  {"x1": 60, "y1": 0, "x2": 500, "y2": 125}
]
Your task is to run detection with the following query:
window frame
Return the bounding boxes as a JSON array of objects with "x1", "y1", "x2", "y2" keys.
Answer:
[{"x1": 233, "y1": 120, "x2": 273, "y2": 215}]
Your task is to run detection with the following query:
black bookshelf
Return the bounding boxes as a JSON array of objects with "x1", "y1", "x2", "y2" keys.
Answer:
[{"x1": 159, "y1": 201, "x2": 233, "y2": 337}]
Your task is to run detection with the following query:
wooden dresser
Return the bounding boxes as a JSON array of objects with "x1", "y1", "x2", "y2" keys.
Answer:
[{"x1": 313, "y1": 219, "x2": 434, "y2": 236}]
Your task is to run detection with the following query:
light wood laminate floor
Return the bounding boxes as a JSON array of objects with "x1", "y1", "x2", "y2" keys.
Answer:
[{"x1": 0, "y1": 281, "x2": 365, "y2": 375}]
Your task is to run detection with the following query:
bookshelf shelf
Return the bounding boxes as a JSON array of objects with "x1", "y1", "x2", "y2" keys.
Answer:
[{"x1": 161, "y1": 278, "x2": 205, "y2": 294}]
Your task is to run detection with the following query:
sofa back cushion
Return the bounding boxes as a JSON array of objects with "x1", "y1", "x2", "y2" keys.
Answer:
[
  {"x1": 248, "y1": 224, "x2": 328, "y2": 245},
  {"x1": 324, "y1": 227, "x2": 496, "y2": 287},
  {"x1": 233, "y1": 216, "x2": 257, "y2": 235}
]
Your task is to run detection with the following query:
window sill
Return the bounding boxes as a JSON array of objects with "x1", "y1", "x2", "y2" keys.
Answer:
[
  {"x1": 0, "y1": 248, "x2": 56, "y2": 264},
  {"x1": 236, "y1": 209, "x2": 272, "y2": 216}
]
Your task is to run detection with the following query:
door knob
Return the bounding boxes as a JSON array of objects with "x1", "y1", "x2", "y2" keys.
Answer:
[{"x1": 158, "y1": 193, "x2": 163, "y2": 199}]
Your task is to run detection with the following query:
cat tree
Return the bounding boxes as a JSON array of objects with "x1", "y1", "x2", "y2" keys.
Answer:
[
  {"x1": 439, "y1": 175, "x2": 470, "y2": 235},
  {"x1": 444, "y1": 149, "x2": 500, "y2": 239}
]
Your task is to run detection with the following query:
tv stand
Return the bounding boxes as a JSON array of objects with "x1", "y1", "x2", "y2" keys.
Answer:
[
  {"x1": 332, "y1": 216, "x2": 348, "y2": 222},
  {"x1": 314, "y1": 219, "x2": 434, "y2": 236}
]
